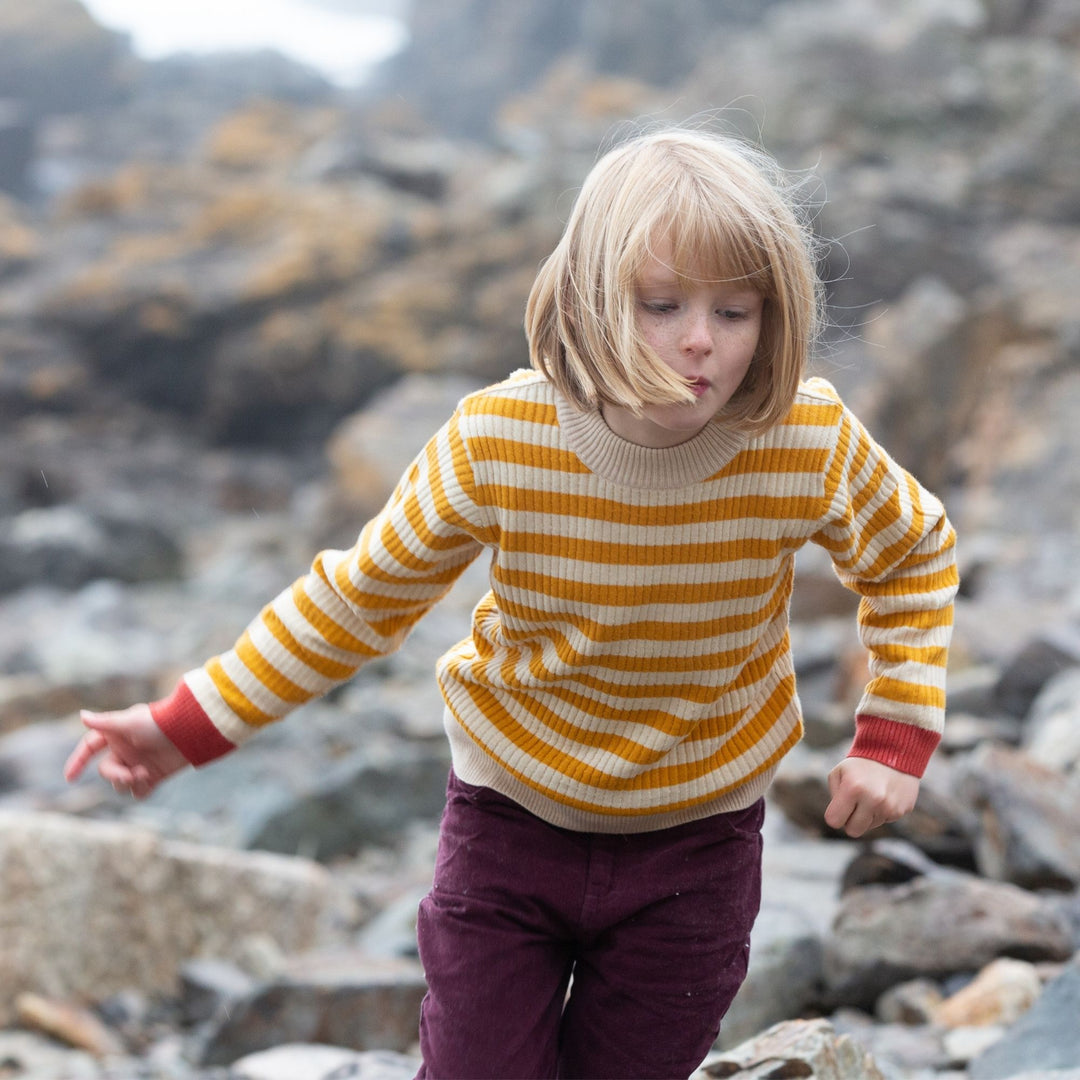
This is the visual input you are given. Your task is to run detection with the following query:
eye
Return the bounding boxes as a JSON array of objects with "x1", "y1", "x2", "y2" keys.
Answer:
[
  {"x1": 639, "y1": 299, "x2": 678, "y2": 315},
  {"x1": 718, "y1": 308, "x2": 748, "y2": 321}
]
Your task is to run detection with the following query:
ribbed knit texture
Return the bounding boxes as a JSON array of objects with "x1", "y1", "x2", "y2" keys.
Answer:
[{"x1": 154, "y1": 371, "x2": 958, "y2": 833}]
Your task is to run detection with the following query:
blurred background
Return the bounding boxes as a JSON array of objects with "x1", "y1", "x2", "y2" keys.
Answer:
[{"x1": 1, "y1": 2, "x2": 1080, "y2": 1077}]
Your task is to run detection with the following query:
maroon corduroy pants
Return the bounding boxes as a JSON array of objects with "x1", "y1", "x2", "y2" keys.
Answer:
[{"x1": 414, "y1": 771, "x2": 764, "y2": 1080}]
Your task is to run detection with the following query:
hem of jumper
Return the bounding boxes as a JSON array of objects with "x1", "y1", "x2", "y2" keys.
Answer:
[{"x1": 443, "y1": 709, "x2": 779, "y2": 834}]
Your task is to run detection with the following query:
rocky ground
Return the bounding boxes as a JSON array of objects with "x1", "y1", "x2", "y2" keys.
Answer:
[{"x1": 1, "y1": 1, "x2": 1079, "y2": 1078}]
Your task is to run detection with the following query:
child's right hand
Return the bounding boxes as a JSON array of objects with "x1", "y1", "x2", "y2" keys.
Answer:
[{"x1": 64, "y1": 705, "x2": 189, "y2": 799}]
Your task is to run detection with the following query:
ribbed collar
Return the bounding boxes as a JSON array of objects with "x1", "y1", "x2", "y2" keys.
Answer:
[{"x1": 555, "y1": 389, "x2": 750, "y2": 490}]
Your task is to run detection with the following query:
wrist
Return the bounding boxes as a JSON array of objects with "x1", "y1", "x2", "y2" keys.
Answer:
[
  {"x1": 848, "y1": 714, "x2": 939, "y2": 778},
  {"x1": 149, "y1": 681, "x2": 236, "y2": 766}
]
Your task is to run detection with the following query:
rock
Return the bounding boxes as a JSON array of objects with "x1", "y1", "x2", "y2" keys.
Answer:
[
  {"x1": 0, "y1": 102, "x2": 35, "y2": 198},
  {"x1": 0, "y1": 811, "x2": 340, "y2": 1025},
  {"x1": 230, "y1": 1044, "x2": 420, "y2": 1080},
  {"x1": 178, "y1": 958, "x2": 258, "y2": 1025},
  {"x1": 942, "y1": 1024, "x2": 1008, "y2": 1066},
  {"x1": 969, "y1": 959, "x2": 1080, "y2": 1079},
  {"x1": 717, "y1": 903, "x2": 824, "y2": 1049},
  {"x1": 1023, "y1": 666, "x2": 1080, "y2": 777},
  {"x1": 934, "y1": 957, "x2": 1042, "y2": 1028},
  {"x1": 356, "y1": 885, "x2": 427, "y2": 959},
  {"x1": 830, "y1": 1007, "x2": 953, "y2": 1076},
  {"x1": 760, "y1": 805, "x2": 853, "y2": 936},
  {"x1": 14, "y1": 992, "x2": 125, "y2": 1058},
  {"x1": 241, "y1": 737, "x2": 452, "y2": 861},
  {"x1": 840, "y1": 838, "x2": 952, "y2": 893},
  {"x1": 0, "y1": 1030, "x2": 101, "y2": 1079},
  {"x1": 324, "y1": 373, "x2": 484, "y2": 518},
  {"x1": 694, "y1": 1017, "x2": 886, "y2": 1080},
  {"x1": 994, "y1": 633, "x2": 1080, "y2": 719},
  {"x1": 956, "y1": 742, "x2": 1080, "y2": 889},
  {"x1": 194, "y1": 952, "x2": 427, "y2": 1065},
  {"x1": 772, "y1": 749, "x2": 977, "y2": 866},
  {"x1": 380, "y1": 0, "x2": 787, "y2": 139},
  {"x1": 0, "y1": 504, "x2": 183, "y2": 595},
  {"x1": 824, "y1": 873, "x2": 1074, "y2": 1007},
  {"x1": 0, "y1": 0, "x2": 131, "y2": 121},
  {"x1": 875, "y1": 978, "x2": 944, "y2": 1025}
]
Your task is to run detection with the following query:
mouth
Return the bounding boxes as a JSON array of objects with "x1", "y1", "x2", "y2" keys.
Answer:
[{"x1": 687, "y1": 378, "x2": 711, "y2": 398}]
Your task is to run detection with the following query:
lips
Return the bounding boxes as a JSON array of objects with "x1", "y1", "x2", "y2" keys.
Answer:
[{"x1": 688, "y1": 378, "x2": 711, "y2": 398}]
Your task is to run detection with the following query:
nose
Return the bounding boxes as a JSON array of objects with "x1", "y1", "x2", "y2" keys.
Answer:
[{"x1": 680, "y1": 309, "x2": 713, "y2": 355}]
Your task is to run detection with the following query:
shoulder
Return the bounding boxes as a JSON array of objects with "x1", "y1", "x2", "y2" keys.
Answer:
[
  {"x1": 758, "y1": 376, "x2": 848, "y2": 447},
  {"x1": 793, "y1": 376, "x2": 845, "y2": 413},
  {"x1": 457, "y1": 368, "x2": 559, "y2": 430}
]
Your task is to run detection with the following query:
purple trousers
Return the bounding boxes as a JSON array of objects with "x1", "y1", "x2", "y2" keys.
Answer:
[{"x1": 414, "y1": 771, "x2": 764, "y2": 1080}]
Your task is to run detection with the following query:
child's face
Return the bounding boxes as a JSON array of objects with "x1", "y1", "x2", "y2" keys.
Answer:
[{"x1": 602, "y1": 244, "x2": 763, "y2": 448}]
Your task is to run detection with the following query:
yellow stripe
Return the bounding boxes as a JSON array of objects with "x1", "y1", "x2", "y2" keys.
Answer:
[
  {"x1": 859, "y1": 604, "x2": 953, "y2": 632},
  {"x1": 464, "y1": 396, "x2": 559, "y2": 426},
  {"x1": 783, "y1": 400, "x2": 843, "y2": 428},
  {"x1": 866, "y1": 642, "x2": 948, "y2": 667},
  {"x1": 491, "y1": 563, "x2": 778, "y2": 607},
  {"x1": 469, "y1": 437, "x2": 592, "y2": 474},
  {"x1": 292, "y1": 574, "x2": 380, "y2": 657},
  {"x1": 496, "y1": 530, "x2": 788, "y2": 566},
  {"x1": 474, "y1": 486, "x2": 825, "y2": 526},
  {"x1": 263, "y1": 608, "x2": 358, "y2": 681},
  {"x1": 866, "y1": 676, "x2": 946, "y2": 709},
  {"x1": 496, "y1": 585, "x2": 786, "y2": 643},
  {"x1": 716, "y1": 445, "x2": 833, "y2": 478},
  {"x1": 235, "y1": 631, "x2": 310, "y2": 704},
  {"x1": 207, "y1": 657, "x2": 276, "y2": 727}
]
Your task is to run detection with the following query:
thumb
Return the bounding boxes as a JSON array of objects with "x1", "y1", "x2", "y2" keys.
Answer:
[
  {"x1": 827, "y1": 759, "x2": 846, "y2": 798},
  {"x1": 824, "y1": 762, "x2": 852, "y2": 830}
]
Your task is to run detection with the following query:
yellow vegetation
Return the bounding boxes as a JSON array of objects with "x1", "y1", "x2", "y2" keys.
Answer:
[
  {"x1": 203, "y1": 101, "x2": 342, "y2": 172},
  {"x1": 60, "y1": 164, "x2": 154, "y2": 219},
  {"x1": 0, "y1": 195, "x2": 40, "y2": 262}
]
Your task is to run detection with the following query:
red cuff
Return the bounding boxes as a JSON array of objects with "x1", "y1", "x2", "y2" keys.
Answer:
[
  {"x1": 847, "y1": 714, "x2": 940, "y2": 778},
  {"x1": 150, "y1": 681, "x2": 236, "y2": 766}
]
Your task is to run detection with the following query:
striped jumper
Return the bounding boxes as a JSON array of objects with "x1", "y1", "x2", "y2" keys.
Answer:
[{"x1": 152, "y1": 370, "x2": 958, "y2": 833}]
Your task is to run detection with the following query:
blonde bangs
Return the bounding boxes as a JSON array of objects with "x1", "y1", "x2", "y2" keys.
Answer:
[{"x1": 642, "y1": 183, "x2": 777, "y2": 299}]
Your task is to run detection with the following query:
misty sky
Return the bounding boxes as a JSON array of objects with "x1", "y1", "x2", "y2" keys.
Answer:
[{"x1": 80, "y1": 0, "x2": 407, "y2": 85}]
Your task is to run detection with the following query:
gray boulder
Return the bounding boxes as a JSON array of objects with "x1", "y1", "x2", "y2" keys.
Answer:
[
  {"x1": 824, "y1": 873, "x2": 1074, "y2": 1007},
  {"x1": 956, "y1": 742, "x2": 1080, "y2": 889},
  {"x1": 1023, "y1": 666, "x2": 1080, "y2": 777},
  {"x1": 0, "y1": 811, "x2": 340, "y2": 1025},
  {"x1": 994, "y1": 633, "x2": 1080, "y2": 719},
  {"x1": 194, "y1": 951, "x2": 427, "y2": 1066}
]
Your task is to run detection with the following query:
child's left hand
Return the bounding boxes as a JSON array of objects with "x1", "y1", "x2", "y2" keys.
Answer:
[{"x1": 823, "y1": 757, "x2": 919, "y2": 838}]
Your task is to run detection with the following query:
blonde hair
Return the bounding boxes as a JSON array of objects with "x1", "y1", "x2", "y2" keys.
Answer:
[{"x1": 525, "y1": 129, "x2": 824, "y2": 433}]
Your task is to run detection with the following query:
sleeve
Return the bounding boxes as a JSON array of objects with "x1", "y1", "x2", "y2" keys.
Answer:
[
  {"x1": 811, "y1": 403, "x2": 959, "y2": 777},
  {"x1": 151, "y1": 409, "x2": 488, "y2": 764}
]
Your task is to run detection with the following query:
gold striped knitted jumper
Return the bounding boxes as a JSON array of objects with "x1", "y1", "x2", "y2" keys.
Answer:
[{"x1": 152, "y1": 371, "x2": 958, "y2": 833}]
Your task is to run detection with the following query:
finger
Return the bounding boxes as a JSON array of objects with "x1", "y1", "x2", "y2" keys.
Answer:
[
  {"x1": 129, "y1": 765, "x2": 154, "y2": 801},
  {"x1": 98, "y1": 757, "x2": 139, "y2": 788},
  {"x1": 80, "y1": 710, "x2": 132, "y2": 736},
  {"x1": 823, "y1": 788, "x2": 855, "y2": 831},
  {"x1": 63, "y1": 730, "x2": 107, "y2": 782},
  {"x1": 841, "y1": 804, "x2": 878, "y2": 838}
]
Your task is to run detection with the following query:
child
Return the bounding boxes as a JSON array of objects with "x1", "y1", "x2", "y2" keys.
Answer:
[{"x1": 65, "y1": 129, "x2": 958, "y2": 1079}]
